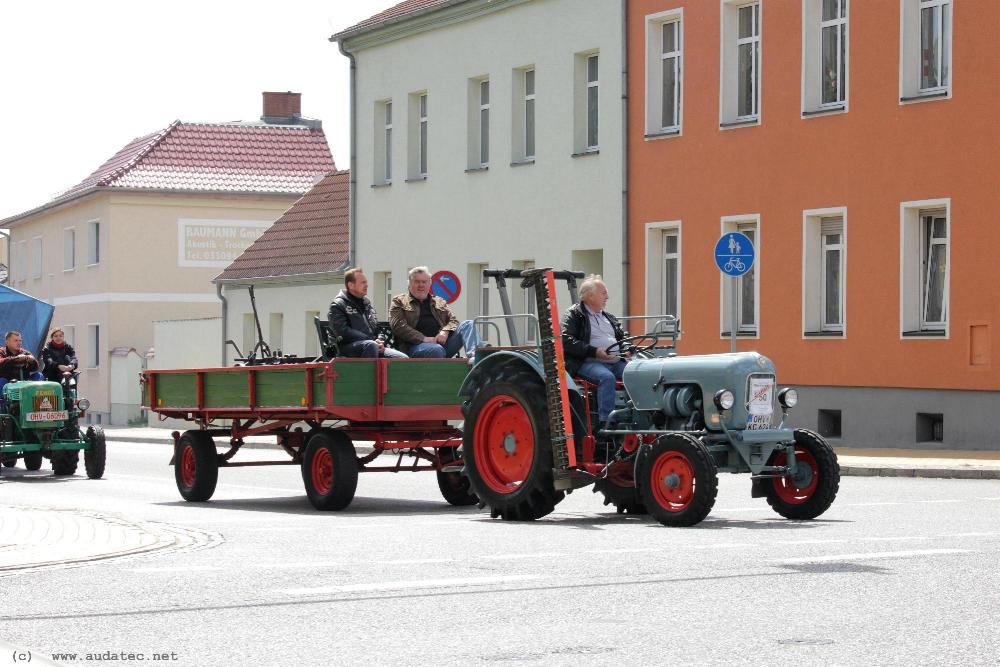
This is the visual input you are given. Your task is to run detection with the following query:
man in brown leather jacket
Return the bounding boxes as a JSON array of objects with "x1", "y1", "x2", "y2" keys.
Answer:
[{"x1": 389, "y1": 266, "x2": 482, "y2": 361}]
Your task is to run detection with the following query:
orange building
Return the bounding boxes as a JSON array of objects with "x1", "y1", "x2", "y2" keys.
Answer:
[{"x1": 627, "y1": 0, "x2": 997, "y2": 449}]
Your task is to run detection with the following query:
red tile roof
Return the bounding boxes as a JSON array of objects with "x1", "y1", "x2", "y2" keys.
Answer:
[
  {"x1": 59, "y1": 121, "x2": 335, "y2": 200},
  {"x1": 215, "y1": 170, "x2": 350, "y2": 282},
  {"x1": 332, "y1": 0, "x2": 455, "y2": 41}
]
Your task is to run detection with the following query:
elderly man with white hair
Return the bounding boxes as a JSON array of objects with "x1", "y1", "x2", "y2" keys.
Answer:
[
  {"x1": 561, "y1": 275, "x2": 628, "y2": 431},
  {"x1": 389, "y1": 266, "x2": 483, "y2": 362}
]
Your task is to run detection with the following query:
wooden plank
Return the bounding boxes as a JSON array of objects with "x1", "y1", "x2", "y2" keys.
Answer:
[{"x1": 383, "y1": 360, "x2": 467, "y2": 406}]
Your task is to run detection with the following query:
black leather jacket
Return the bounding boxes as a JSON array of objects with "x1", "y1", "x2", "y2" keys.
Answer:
[
  {"x1": 40, "y1": 343, "x2": 78, "y2": 381},
  {"x1": 561, "y1": 302, "x2": 626, "y2": 376},
  {"x1": 328, "y1": 290, "x2": 379, "y2": 344}
]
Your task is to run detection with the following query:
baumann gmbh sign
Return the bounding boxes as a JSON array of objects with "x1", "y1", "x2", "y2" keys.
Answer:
[{"x1": 177, "y1": 219, "x2": 271, "y2": 268}]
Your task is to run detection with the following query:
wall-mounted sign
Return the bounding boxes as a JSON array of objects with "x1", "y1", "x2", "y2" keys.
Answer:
[{"x1": 177, "y1": 219, "x2": 272, "y2": 268}]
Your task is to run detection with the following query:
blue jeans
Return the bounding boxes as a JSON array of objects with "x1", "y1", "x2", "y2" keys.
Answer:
[
  {"x1": 577, "y1": 359, "x2": 626, "y2": 422},
  {"x1": 340, "y1": 340, "x2": 407, "y2": 359},
  {"x1": 408, "y1": 320, "x2": 482, "y2": 359}
]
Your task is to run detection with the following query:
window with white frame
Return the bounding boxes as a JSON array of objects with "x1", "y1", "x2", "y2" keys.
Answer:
[
  {"x1": 644, "y1": 223, "x2": 682, "y2": 322},
  {"x1": 374, "y1": 100, "x2": 393, "y2": 184},
  {"x1": 87, "y1": 324, "x2": 100, "y2": 368},
  {"x1": 63, "y1": 228, "x2": 75, "y2": 271},
  {"x1": 87, "y1": 221, "x2": 100, "y2": 265},
  {"x1": 407, "y1": 93, "x2": 428, "y2": 180},
  {"x1": 468, "y1": 263, "x2": 491, "y2": 340},
  {"x1": 900, "y1": 0, "x2": 952, "y2": 101},
  {"x1": 31, "y1": 237, "x2": 42, "y2": 279},
  {"x1": 524, "y1": 69, "x2": 535, "y2": 159},
  {"x1": 900, "y1": 201, "x2": 949, "y2": 335},
  {"x1": 663, "y1": 230, "x2": 680, "y2": 317},
  {"x1": 721, "y1": 1, "x2": 761, "y2": 125},
  {"x1": 803, "y1": 0, "x2": 848, "y2": 114},
  {"x1": 803, "y1": 210, "x2": 847, "y2": 335},
  {"x1": 586, "y1": 54, "x2": 599, "y2": 149},
  {"x1": 62, "y1": 325, "x2": 75, "y2": 347},
  {"x1": 419, "y1": 94, "x2": 428, "y2": 176},
  {"x1": 304, "y1": 311, "x2": 320, "y2": 359},
  {"x1": 573, "y1": 51, "x2": 600, "y2": 153},
  {"x1": 269, "y1": 313, "x2": 283, "y2": 353},
  {"x1": 512, "y1": 67, "x2": 536, "y2": 162},
  {"x1": 646, "y1": 11, "x2": 683, "y2": 135},
  {"x1": 720, "y1": 217, "x2": 759, "y2": 335},
  {"x1": 373, "y1": 271, "x2": 393, "y2": 320},
  {"x1": 479, "y1": 80, "x2": 490, "y2": 166}
]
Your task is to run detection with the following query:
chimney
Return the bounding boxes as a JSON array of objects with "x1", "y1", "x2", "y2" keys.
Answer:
[{"x1": 261, "y1": 91, "x2": 302, "y2": 124}]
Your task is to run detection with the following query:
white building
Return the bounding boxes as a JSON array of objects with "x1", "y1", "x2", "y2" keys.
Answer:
[{"x1": 333, "y1": 0, "x2": 627, "y2": 336}]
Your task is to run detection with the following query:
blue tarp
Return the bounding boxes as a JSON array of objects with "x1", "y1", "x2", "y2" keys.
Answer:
[{"x1": 0, "y1": 284, "x2": 55, "y2": 357}]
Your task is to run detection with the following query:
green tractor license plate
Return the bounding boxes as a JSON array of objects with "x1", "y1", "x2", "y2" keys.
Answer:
[{"x1": 27, "y1": 410, "x2": 69, "y2": 422}]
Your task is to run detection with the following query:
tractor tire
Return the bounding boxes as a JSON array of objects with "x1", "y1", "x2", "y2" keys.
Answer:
[
  {"x1": 22, "y1": 450, "x2": 43, "y2": 471},
  {"x1": 175, "y1": 430, "x2": 218, "y2": 502},
  {"x1": 463, "y1": 372, "x2": 564, "y2": 521},
  {"x1": 436, "y1": 446, "x2": 478, "y2": 506},
  {"x1": 1, "y1": 453, "x2": 16, "y2": 467},
  {"x1": 638, "y1": 433, "x2": 718, "y2": 527},
  {"x1": 84, "y1": 426, "x2": 107, "y2": 480},
  {"x1": 301, "y1": 430, "x2": 358, "y2": 511},
  {"x1": 766, "y1": 429, "x2": 840, "y2": 520},
  {"x1": 594, "y1": 461, "x2": 646, "y2": 515},
  {"x1": 51, "y1": 449, "x2": 80, "y2": 476}
]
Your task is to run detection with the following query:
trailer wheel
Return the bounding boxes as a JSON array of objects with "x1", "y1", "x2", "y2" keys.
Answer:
[
  {"x1": 638, "y1": 433, "x2": 717, "y2": 527},
  {"x1": 301, "y1": 431, "x2": 358, "y2": 511},
  {"x1": 52, "y1": 449, "x2": 79, "y2": 476},
  {"x1": 594, "y1": 461, "x2": 646, "y2": 515},
  {"x1": 175, "y1": 430, "x2": 218, "y2": 502},
  {"x1": 23, "y1": 450, "x2": 43, "y2": 471},
  {"x1": 766, "y1": 429, "x2": 840, "y2": 520},
  {"x1": 84, "y1": 426, "x2": 107, "y2": 480},
  {"x1": 464, "y1": 374, "x2": 564, "y2": 521},
  {"x1": 436, "y1": 446, "x2": 478, "y2": 506}
]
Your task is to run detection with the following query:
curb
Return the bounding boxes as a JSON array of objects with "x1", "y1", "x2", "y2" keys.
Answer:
[{"x1": 841, "y1": 465, "x2": 1000, "y2": 480}]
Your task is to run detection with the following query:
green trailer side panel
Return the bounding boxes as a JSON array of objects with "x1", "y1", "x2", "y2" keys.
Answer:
[
  {"x1": 330, "y1": 361, "x2": 377, "y2": 406},
  {"x1": 256, "y1": 369, "x2": 310, "y2": 408},
  {"x1": 384, "y1": 361, "x2": 467, "y2": 406},
  {"x1": 154, "y1": 373, "x2": 198, "y2": 408},
  {"x1": 204, "y1": 371, "x2": 251, "y2": 409}
]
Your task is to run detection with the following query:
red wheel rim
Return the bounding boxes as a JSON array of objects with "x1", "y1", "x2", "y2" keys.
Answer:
[
  {"x1": 771, "y1": 449, "x2": 820, "y2": 505},
  {"x1": 650, "y1": 451, "x2": 695, "y2": 512},
  {"x1": 180, "y1": 445, "x2": 196, "y2": 488},
  {"x1": 473, "y1": 395, "x2": 535, "y2": 494},
  {"x1": 311, "y1": 447, "x2": 334, "y2": 496}
]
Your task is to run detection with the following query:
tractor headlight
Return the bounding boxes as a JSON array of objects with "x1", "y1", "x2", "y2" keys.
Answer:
[
  {"x1": 714, "y1": 389, "x2": 735, "y2": 411},
  {"x1": 778, "y1": 388, "x2": 798, "y2": 409},
  {"x1": 77, "y1": 398, "x2": 91, "y2": 412}
]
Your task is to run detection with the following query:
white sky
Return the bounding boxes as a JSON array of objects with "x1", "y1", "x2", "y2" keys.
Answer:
[{"x1": 0, "y1": 0, "x2": 400, "y2": 220}]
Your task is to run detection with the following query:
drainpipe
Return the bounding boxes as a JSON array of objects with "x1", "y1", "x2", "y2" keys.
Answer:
[
  {"x1": 0, "y1": 229, "x2": 9, "y2": 285},
  {"x1": 216, "y1": 282, "x2": 227, "y2": 365},
  {"x1": 619, "y1": 0, "x2": 630, "y2": 316},
  {"x1": 335, "y1": 37, "x2": 358, "y2": 268}
]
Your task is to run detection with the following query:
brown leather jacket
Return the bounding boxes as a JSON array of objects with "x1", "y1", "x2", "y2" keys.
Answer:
[
  {"x1": 0, "y1": 345, "x2": 40, "y2": 381},
  {"x1": 389, "y1": 292, "x2": 459, "y2": 353}
]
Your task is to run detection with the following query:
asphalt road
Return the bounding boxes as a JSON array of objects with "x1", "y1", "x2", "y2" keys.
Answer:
[{"x1": 1, "y1": 441, "x2": 999, "y2": 667}]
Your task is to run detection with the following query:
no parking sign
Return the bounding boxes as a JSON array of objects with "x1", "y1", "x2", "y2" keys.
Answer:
[{"x1": 430, "y1": 270, "x2": 462, "y2": 304}]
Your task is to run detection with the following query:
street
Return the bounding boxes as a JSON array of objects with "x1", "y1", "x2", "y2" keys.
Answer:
[{"x1": 1, "y1": 440, "x2": 999, "y2": 667}]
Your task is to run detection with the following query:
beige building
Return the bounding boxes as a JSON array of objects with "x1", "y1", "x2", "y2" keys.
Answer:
[{"x1": 0, "y1": 93, "x2": 335, "y2": 424}]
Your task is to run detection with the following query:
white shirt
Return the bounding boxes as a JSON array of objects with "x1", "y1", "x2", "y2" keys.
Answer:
[{"x1": 587, "y1": 309, "x2": 618, "y2": 364}]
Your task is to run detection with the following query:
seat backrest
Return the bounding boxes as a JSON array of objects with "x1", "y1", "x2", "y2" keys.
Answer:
[{"x1": 313, "y1": 316, "x2": 339, "y2": 361}]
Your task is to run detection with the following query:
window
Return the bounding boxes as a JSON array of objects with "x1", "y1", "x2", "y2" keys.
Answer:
[
  {"x1": 419, "y1": 94, "x2": 428, "y2": 176},
  {"x1": 663, "y1": 231, "x2": 680, "y2": 317},
  {"x1": 720, "y1": 216, "x2": 759, "y2": 336},
  {"x1": 900, "y1": 200, "x2": 949, "y2": 336},
  {"x1": 31, "y1": 237, "x2": 42, "y2": 279},
  {"x1": 803, "y1": 0, "x2": 848, "y2": 114},
  {"x1": 803, "y1": 209, "x2": 847, "y2": 335},
  {"x1": 646, "y1": 11, "x2": 683, "y2": 135},
  {"x1": 373, "y1": 271, "x2": 393, "y2": 319},
  {"x1": 513, "y1": 67, "x2": 536, "y2": 162},
  {"x1": 587, "y1": 55, "x2": 599, "y2": 149},
  {"x1": 524, "y1": 69, "x2": 535, "y2": 159},
  {"x1": 467, "y1": 79, "x2": 490, "y2": 169},
  {"x1": 87, "y1": 324, "x2": 100, "y2": 368},
  {"x1": 16, "y1": 241, "x2": 27, "y2": 282},
  {"x1": 645, "y1": 223, "x2": 681, "y2": 325},
  {"x1": 468, "y1": 263, "x2": 490, "y2": 340},
  {"x1": 721, "y1": 1, "x2": 761, "y2": 126},
  {"x1": 374, "y1": 100, "x2": 393, "y2": 185},
  {"x1": 573, "y1": 51, "x2": 600, "y2": 153},
  {"x1": 408, "y1": 93, "x2": 428, "y2": 180},
  {"x1": 64, "y1": 228, "x2": 75, "y2": 271},
  {"x1": 513, "y1": 260, "x2": 537, "y2": 344},
  {"x1": 242, "y1": 313, "x2": 256, "y2": 356},
  {"x1": 900, "y1": 0, "x2": 952, "y2": 101},
  {"x1": 62, "y1": 325, "x2": 75, "y2": 347},
  {"x1": 479, "y1": 80, "x2": 490, "y2": 167},
  {"x1": 87, "y1": 220, "x2": 100, "y2": 265},
  {"x1": 269, "y1": 313, "x2": 283, "y2": 353},
  {"x1": 304, "y1": 311, "x2": 320, "y2": 359}
]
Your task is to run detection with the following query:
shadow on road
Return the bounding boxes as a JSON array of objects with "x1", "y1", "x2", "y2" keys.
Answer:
[{"x1": 154, "y1": 494, "x2": 477, "y2": 517}]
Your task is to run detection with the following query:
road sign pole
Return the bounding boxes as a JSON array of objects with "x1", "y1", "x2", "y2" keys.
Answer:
[{"x1": 730, "y1": 276, "x2": 738, "y2": 353}]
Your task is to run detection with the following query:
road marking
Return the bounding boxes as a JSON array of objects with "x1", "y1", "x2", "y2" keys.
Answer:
[
  {"x1": 866, "y1": 536, "x2": 930, "y2": 542},
  {"x1": 375, "y1": 558, "x2": 457, "y2": 565},
  {"x1": 279, "y1": 574, "x2": 540, "y2": 596},
  {"x1": 689, "y1": 542, "x2": 752, "y2": 550},
  {"x1": 941, "y1": 532, "x2": 1000, "y2": 538},
  {"x1": 775, "y1": 548, "x2": 971, "y2": 565},
  {"x1": 914, "y1": 499, "x2": 966, "y2": 504},
  {"x1": 249, "y1": 562, "x2": 342, "y2": 569},
  {"x1": 481, "y1": 552, "x2": 565, "y2": 561},
  {"x1": 131, "y1": 565, "x2": 223, "y2": 573},
  {"x1": 775, "y1": 539, "x2": 849, "y2": 546},
  {"x1": 586, "y1": 548, "x2": 660, "y2": 555}
]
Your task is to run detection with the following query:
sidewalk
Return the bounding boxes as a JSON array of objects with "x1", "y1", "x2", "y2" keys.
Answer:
[{"x1": 102, "y1": 427, "x2": 1000, "y2": 480}]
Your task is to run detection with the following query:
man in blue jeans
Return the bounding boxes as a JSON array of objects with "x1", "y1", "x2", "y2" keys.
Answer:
[
  {"x1": 561, "y1": 276, "x2": 628, "y2": 433},
  {"x1": 389, "y1": 266, "x2": 482, "y2": 363}
]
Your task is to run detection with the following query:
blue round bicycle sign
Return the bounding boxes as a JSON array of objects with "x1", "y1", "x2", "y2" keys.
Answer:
[{"x1": 714, "y1": 232, "x2": 755, "y2": 277}]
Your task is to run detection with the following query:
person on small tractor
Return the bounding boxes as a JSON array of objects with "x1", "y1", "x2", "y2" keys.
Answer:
[
  {"x1": 40, "y1": 328, "x2": 78, "y2": 382},
  {"x1": 0, "y1": 331, "x2": 43, "y2": 397}
]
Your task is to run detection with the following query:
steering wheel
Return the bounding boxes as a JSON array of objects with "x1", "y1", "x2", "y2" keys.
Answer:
[{"x1": 605, "y1": 334, "x2": 662, "y2": 358}]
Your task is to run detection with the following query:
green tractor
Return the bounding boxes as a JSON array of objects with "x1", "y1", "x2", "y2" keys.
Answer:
[{"x1": 0, "y1": 375, "x2": 105, "y2": 477}]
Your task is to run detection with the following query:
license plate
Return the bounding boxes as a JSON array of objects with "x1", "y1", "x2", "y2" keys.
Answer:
[
  {"x1": 27, "y1": 411, "x2": 68, "y2": 422},
  {"x1": 746, "y1": 414, "x2": 771, "y2": 430}
]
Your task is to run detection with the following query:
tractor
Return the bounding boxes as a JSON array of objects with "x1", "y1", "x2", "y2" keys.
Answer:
[{"x1": 459, "y1": 268, "x2": 839, "y2": 527}]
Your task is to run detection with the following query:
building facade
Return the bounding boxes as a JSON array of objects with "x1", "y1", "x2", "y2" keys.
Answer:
[
  {"x1": 628, "y1": 0, "x2": 998, "y2": 449},
  {"x1": 334, "y1": 0, "x2": 627, "y2": 339}
]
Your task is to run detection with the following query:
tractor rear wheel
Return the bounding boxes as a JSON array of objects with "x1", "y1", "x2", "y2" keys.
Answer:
[
  {"x1": 175, "y1": 430, "x2": 218, "y2": 502},
  {"x1": 766, "y1": 429, "x2": 840, "y2": 520},
  {"x1": 51, "y1": 449, "x2": 79, "y2": 476},
  {"x1": 464, "y1": 373, "x2": 564, "y2": 521},
  {"x1": 84, "y1": 426, "x2": 107, "y2": 479},
  {"x1": 638, "y1": 433, "x2": 718, "y2": 527},
  {"x1": 1, "y1": 453, "x2": 16, "y2": 467},
  {"x1": 301, "y1": 430, "x2": 358, "y2": 511},
  {"x1": 22, "y1": 450, "x2": 43, "y2": 471},
  {"x1": 593, "y1": 460, "x2": 646, "y2": 515},
  {"x1": 436, "y1": 446, "x2": 478, "y2": 506}
]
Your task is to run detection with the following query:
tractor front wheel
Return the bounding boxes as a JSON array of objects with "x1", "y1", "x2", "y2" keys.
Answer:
[
  {"x1": 51, "y1": 449, "x2": 79, "y2": 476},
  {"x1": 638, "y1": 433, "x2": 718, "y2": 527},
  {"x1": 175, "y1": 430, "x2": 218, "y2": 502},
  {"x1": 594, "y1": 460, "x2": 646, "y2": 515},
  {"x1": 766, "y1": 429, "x2": 840, "y2": 520},
  {"x1": 22, "y1": 450, "x2": 43, "y2": 471},
  {"x1": 436, "y1": 446, "x2": 478, "y2": 506},
  {"x1": 1, "y1": 453, "x2": 16, "y2": 467},
  {"x1": 84, "y1": 426, "x2": 107, "y2": 479},
  {"x1": 463, "y1": 375, "x2": 564, "y2": 521},
  {"x1": 301, "y1": 430, "x2": 358, "y2": 511}
]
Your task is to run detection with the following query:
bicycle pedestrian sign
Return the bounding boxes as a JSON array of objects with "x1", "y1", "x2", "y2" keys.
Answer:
[{"x1": 714, "y1": 232, "x2": 755, "y2": 277}]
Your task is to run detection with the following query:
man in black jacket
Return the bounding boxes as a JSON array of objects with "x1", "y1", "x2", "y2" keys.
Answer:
[
  {"x1": 561, "y1": 276, "x2": 627, "y2": 429},
  {"x1": 328, "y1": 268, "x2": 407, "y2": 358}
]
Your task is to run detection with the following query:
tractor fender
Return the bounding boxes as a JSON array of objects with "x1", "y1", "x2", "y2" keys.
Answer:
[{"x1": 458, "y1": 350, "x2": 583, "y2": 399}]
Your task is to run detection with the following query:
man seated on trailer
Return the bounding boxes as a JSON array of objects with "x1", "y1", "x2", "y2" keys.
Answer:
[
  {"x1": 0, "y1": 331, "x2": 45, "y2": 402},
  {"x1": 329, "y1": 268, "x2": 407, "y2": 358},
  {"x1": 389, "y1": 266, "x2": 482, "y2": 363},
  {"x1": 561, "y1": 275, "x2": 628, "y2": 433}
]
